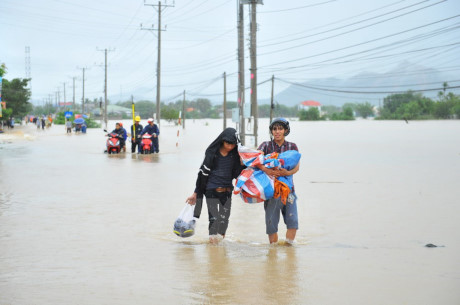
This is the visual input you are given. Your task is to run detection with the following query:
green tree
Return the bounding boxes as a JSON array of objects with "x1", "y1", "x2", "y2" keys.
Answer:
[
  {"x1": 33, "y1": 104, "x2": 57, "y2": 116},
  {"x1": 380, "y1": 91, "x2": 435, "y2": 120},
  {"x1": 258, "y1": 103, "x2": 298, "y2": 118},
  {"x1": 117, "y1": 100, "x2": 155, "y2": 119},
  {"x1": 0, "y1": 63, "x2": 6, "y2": 77},
  {"x1": 453, "y1": 101, "x2": 460, "y2": 118},
  {"x1": 195, "y1": 98, "x2": 212, "y2": 114},
  {"x1": 342, "y1": 106, "x2": 355, "y2": 120},
  {"x1": 226, "y1": 101, "x2": 238, "y2": 109},
  {"x1": 321, "y1": 105, "x2": 341, "y2": 116},
  {"x1": 161, "y1": 104, "x2": 180, "y2": 121},
  {"x1": 433, "y1": 101, "x2": 451, "y2": 119},
  {"x1": 355, "y1": 102, "x2": 374, "y2": 118},
  {"x1": 299, "y1": 107, "x2": 320, "y2": 121},
  {"x1": 135, "y1": 100, "x2": 155, "y2": 119},
  {"x1": 397, "y1": 101, "x2": 421, "y2": 120},
  {"x1": 2, "y1": 78, "x2": 33, "y2": 118},
  {"x1": 330, "y1": 106, "x2": 355, "y2": 120},
  {"x1": 342, "y1": 103, "x2": 357, "y2": 112}
]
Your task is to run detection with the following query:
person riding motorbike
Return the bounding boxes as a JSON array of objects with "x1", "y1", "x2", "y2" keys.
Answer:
[
  {"x1": 111, "y1": 122, "x2": 127, "y2": 152},
  {"x1": 140, "y1": 118, "x2": 160, "y2": 153}
]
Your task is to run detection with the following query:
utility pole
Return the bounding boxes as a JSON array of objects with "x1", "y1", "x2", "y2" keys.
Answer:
[
  {"x1": 143, "y1": 1, "x2": 174, "y2": 127},
  {"x1": 104, "y1": 50, "x2": 108, "y2": 129},
  {"x1": 48, "y1": 94, "x2": 53, "y2": 111},
  {"x1": 77, "y1": 67, "x2": 88, "y2": 113},
  {"x1": 97, "y1": 48, "x2": 114, "y2": 130},
  {"x1": 182, "y1": 90, "x2": 186, "y2": 129},
  {"x1": 55, "y1": 89, "x2": 60, "y2": 109},
  {"x1": 223, "y1": 72, "x2": 227, "y2": 130},
  {"x1": 249, "y1": 0, "x2": 261, "y2": 147},
  {"x1": 237, "y1": 1, "x2": 245, "y2": 145},
  {"x1": 25, "y1": 46, "x2": 32, "y2": 96},
  {"x1": 72, "y1": 77, "x2": 76, "y2": 109},
  {"x1": 270, "y1": 75, "x2": 274, "y2": 123},
  {"x1": 62, "y1": 82, "x2": 66, "y2": 109},
  {"x1": 82, "y1": 68, "x2": 85, "y2": 113}
]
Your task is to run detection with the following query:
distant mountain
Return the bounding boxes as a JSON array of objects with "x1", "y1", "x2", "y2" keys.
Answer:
[{"x1": 262, "y1": 61, "x2": 456, "y2": 107}]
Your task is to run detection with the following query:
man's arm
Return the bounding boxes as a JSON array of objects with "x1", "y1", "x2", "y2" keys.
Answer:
[
  {"x1": 278, "y1": 162, "x2": 300, "y2": 176},
  {"x1": 256, "y1": 164, "x2": 282, "y2": 177}
]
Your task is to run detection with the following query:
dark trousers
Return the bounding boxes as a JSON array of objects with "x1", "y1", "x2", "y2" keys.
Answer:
[
  {"x1": 152, "y1": 137, "x2": 159, "y2": 153},
  {"x1": 131, "y1": 141, "x2": 141, "y2": 153},
  {"x1": 205, "y1": 190, "x2": 232, "y2": 236}
]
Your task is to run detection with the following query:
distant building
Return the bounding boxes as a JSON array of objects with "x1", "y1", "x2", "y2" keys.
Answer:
[
  {"x1": 298, "y1": 100, "x2": 321, "y2": 112},
  {"x1": 59, "y1": 102, "x2": 73, "y2": 107}
]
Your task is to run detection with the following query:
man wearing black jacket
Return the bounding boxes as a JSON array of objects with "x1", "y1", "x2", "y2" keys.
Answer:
[
  {"x1": 186, "y1": 127, "x2": 244, "y2": 243},
  {"x1": 130, "y1": 116, "x2": 143, "y2": 153}
]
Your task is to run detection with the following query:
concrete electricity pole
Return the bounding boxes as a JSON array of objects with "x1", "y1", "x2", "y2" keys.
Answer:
[
  {"x1": 77, "y1": 67, "x2": 88, "y2": 113},
  {"x1": 62, "y1": 82, "x2": 66, "y2": 108},
  {"x1": 237, "y1": 1, "x2": 245, "y2": 145},
  {"x1": 143, "y1": 1, "x2": 174, "y2": 127},
  {"x1": 249, "y1": 0, "x2": 261, "y2": 147},
  {"x1": 223, "y1": 72, "x2": 227, "y2": 130},
  {"x1": 182, "y1": 90, "x2": 186, "y2": 129},
  {"x1": 72, "y1": 77, "x2": 76, "y2": 109},
  {"x1": 97, "y1": 48, "x2": 114, "y2": 130},
  {"x1": 55, "y1": 90, "x2": 59, "y2": 108},
  {"x1": 270, "y1": 75, "x2": 274, "y2": 123},
  {"x1": 242, "y1": 0, "x2": 262, "y2": 147}
]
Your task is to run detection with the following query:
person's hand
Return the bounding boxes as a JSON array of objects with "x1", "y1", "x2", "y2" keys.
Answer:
[
  {"x1": 278, "y1": 168, "x2": 290, "y2": 177},
  {"x1": 132, "y1": 138, "x2": 135, "y2": 141},
  {"x1": 186, "y1": 193, "x2": 197, "y2": 205},
  {"x1": 264, "y1": 167, "x2": 281, "y2": 178}
]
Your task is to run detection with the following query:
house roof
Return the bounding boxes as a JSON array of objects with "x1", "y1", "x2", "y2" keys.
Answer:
[{"x1": 301, "y1": 100, "x2": 321, "y2": 106}]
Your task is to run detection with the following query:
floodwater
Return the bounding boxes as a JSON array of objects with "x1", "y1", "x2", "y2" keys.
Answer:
[{"x1": 1, "y1": 118, "x2": 459, "y2": 305}]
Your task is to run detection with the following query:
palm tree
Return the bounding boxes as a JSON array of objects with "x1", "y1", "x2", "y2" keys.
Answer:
[{"x1": 443, "y1": 82, "x2": 449, "y2": 94}]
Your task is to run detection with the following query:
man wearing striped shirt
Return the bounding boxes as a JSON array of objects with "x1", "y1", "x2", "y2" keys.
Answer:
[{"x1": 257, "y1": 118, "x2": 300, "y2": 245}]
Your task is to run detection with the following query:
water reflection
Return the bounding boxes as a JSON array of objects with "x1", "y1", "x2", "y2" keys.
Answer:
[
  {"x1": 135, "y1": 153, "x2": 161, "y2": 163},
  {"x1": 201, "y1": 245, "x2": 235, "y2": 304},
  {"x1": 262, "y1": 246, "x2": 299, "y2": 304},
  {"x1": 106, "y1": 153, "x2": 127, "y2": 159}
]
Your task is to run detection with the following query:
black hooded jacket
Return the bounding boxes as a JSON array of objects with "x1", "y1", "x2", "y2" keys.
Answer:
[{"x1": 193, "y1": 127, "x2": 244, "y2": 218}]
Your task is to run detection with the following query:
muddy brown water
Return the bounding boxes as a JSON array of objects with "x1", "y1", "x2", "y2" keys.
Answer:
[{"x1": 1, "y1": 119, "x2": 459, "y2": 304}]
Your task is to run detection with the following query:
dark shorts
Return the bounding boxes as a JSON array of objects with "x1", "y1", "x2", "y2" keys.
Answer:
[{"x1": 264, "y1": 193, "x2": 298, "y2": 235}]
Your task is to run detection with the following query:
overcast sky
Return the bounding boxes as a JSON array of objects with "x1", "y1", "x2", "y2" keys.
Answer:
[{"x1": 1, "y1": 0, "x2": 459, "y2": 105}]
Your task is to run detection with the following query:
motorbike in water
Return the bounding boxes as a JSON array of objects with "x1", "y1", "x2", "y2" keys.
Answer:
[
  {"x1": 105, "y1": 132, "x2": 123, "y2": 154},
  {"x1": 140, "y1": 133, "x2": 155, "y2": 154}
]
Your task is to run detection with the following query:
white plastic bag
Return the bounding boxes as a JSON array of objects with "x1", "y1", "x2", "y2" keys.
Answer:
[{"x1": 173, "y1": 204, "x2": 196, "y2": 238}]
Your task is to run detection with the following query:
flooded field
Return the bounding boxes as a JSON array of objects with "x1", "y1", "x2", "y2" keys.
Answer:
[{"x1": 1, "y1": 119, "x2": 459, "y2": 304}]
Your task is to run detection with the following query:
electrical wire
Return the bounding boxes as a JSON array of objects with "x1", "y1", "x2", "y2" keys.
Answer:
[
  {"x1": 258, "y1": 0, "x2": 447, "y2": 56},
  {"x1": 276, "y1": 77, "x2": 460, "y2": 94}
]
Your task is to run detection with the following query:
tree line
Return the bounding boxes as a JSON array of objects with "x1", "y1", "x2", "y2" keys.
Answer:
[{"x1": 1, "y1": 68, "x2": 459, "y2": 123}]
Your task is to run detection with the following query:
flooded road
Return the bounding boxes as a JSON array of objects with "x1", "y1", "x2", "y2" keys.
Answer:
[{"x1": 1, "y1": 119, "x2": 460, "y2": 304}]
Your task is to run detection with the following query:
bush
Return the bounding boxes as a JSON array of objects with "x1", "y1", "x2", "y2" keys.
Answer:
[
  {"x1": 299, "y1": 108, "x2": 321, "y2": 121},
  {"x1": 329, "y1": 107, "x2": 355, "y2": 121}
]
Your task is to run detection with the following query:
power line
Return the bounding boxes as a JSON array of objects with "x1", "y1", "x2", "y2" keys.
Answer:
[
  {"x1": 276, "y1": 77, "x2": 460, "y2": 94},
  {"x1": 259, "y1": 0, "x2": 337, "y2": 14},
  {"x1": 261, "y1": 14, "x2": 460, "y2": 68},
  {"x1": 258, "y1": 0, "x2": 446, "y2": 55},
  {"x1": 258, "y1": 0, "x2": 409, "y2": 44}
]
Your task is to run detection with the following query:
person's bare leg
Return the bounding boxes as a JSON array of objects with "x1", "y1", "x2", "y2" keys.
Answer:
[
  {"x1": 269, "y1": 233, "x2": 278, "y2": 244},
  {"x1": 286, "y1": 229, "x2": 297, "y2": 244}
]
